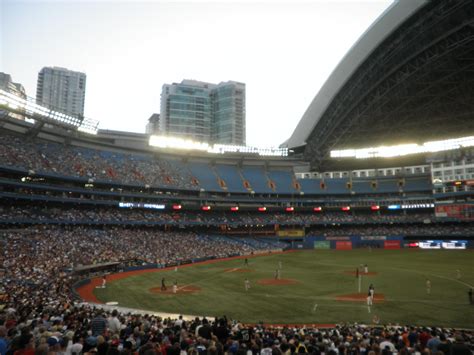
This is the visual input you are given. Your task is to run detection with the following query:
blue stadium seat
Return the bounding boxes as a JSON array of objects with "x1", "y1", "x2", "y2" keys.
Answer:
[
  {"x1": 214, "y1": 165, "x2": 248, "y2": 193},
  {"x1": 188, "y1": 162, "x2": 223, "y2": 191},
  {"x1": 241, "y1": 166, "x2": 274, "y2": 193},
  {"x1": 267, "y1": 170, "x2": 299, "y2": 194}
]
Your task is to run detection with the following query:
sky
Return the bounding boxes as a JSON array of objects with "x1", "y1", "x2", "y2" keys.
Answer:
[{"x1": 1, "y1": 0, "x2": 393, "y2": 148}]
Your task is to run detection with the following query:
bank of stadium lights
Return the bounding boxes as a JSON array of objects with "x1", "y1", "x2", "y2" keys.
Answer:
[
  {"x1": 0, "y1": 89, "x2": 99, "y2": 135},
  {"x1": 148, "y1": 135, "x2": 288, "y2": 157},
  {"x1": 330, "y1": 136, "x2": 474, "y2": 159}
]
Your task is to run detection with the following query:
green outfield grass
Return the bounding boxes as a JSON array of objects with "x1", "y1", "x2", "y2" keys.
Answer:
[{"x1": 94, "y1": 249, "x2": 474, "y2": 327}]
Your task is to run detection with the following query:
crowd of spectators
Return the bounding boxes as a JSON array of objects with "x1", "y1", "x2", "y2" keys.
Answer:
[
  {"x1": 1, "y1": 205, "x2": 472, "y2": 236},
  {"x1": 307, "y1": 224, "x2": 474, "y2": 237},
  {"x1": 1, "y1": 227, "x2": 272, "y2": 316},
  {"x1": 0, "y1": 132, "x2": 196, "y2": 190},
  {"x1": 1, "y1": 133, "x2": 472, "y2": 354},
  {"x1": 0, "y1": 131, "x2": 433, "y2": 198},
  {"x1": 1, "y1": 305, "x2": 472, "y2": 355},
  {"x1": 0, "y1": 205, "x2": 446, "y2": 228}
]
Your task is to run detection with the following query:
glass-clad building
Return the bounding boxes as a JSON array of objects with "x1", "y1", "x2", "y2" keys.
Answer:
[
  {"x1": 212, "y1": 82, "x2": 246, "y2": 145},
  {"x1": 160, "y1": 80, "x2": 245, "y2": 145}
]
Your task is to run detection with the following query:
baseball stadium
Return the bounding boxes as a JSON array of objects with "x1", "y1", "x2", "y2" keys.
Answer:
[{"x1": 1, "y1": 1, "x2": 474, "y2": 354}]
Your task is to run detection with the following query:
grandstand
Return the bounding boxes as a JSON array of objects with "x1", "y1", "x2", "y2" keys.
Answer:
[{"x1": 1, "y1": 1, "x2": 473, "y2": 353}]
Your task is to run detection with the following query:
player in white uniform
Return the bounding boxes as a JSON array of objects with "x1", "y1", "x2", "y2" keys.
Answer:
[
  {"x1": 102, "y1": 275, "x2": 107, "y2": 288},
  {"x1": 173, "y1": 280, "x2": 178, "y2": 294},
  {"x1": 244, "y1": 278, "x2": 250, "y2": 291},
  {"x1": 364, "y1": 264, "x2": 368, "y2": 274},
  {"x1": 426, "y1": 279, "x2": 431, "y2": 294}
]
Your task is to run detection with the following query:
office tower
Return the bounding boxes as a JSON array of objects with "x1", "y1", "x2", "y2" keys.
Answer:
[{"x1": 36, "y1": 67, "x2": 86, "y2": 117}]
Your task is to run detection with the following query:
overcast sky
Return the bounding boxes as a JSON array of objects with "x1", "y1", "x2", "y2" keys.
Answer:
[{"x1": 1, "y1": 0, "x2": 393, "y2": 147}]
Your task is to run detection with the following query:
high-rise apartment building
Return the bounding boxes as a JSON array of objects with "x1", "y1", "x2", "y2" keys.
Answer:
[
  {"x1": 159, "y1": 80, "x2": 245, "y2": 145},
  {"x1": 146, "y1": 113, "x2": 161, "y2": 134},
  {"x1": 0, "y1": 72, "x2": 26, "y2": 100},
  {"x1": 36, "y1": 67, "x2": 86, "y2": 118},
  {"x1": 0, "y1": 72, "x2": 27, "y2": 120}
]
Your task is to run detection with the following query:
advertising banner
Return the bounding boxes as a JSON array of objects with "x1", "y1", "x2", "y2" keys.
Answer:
[
  {"x1": 384, "y1": 240, "x2": 401, "y2": 249},
  {"x1": 418, "y1": 240, "x2": 467, "y2": 249},
  {"x1": 277, "y1": 229, "x2": 305, "y2": 237},
  {"x1": 361, "y1": 236, "x2": 387, "y2": 241},
  {"x1": 325, "y1": 236, "x2": 351, "y2": 241},
  {"x1": 314, "y1": 241, "x2": 330, "y2": 249},
  {"x1": 336, "y1": 241, "x2": 352, "y2": 250},
  {"x1": 435, "y1": 204, "x2": 474, "y2": 220}
]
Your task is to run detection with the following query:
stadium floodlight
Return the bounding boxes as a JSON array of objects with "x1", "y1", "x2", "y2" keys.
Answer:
[
  {"x1": 149, "y1": 135, "x2": 210, "y2": 151},
  {"x1": 0, "y1": 89, "x2": 99, "y2": 134},
  {"x1": 149, "y1": 135, "x2": 289, "y2": 157},
  {"x1": 330, "y1": 135, "x2": 474, "y2": 159}
]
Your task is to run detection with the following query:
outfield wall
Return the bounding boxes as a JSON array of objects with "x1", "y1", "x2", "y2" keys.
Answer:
[
  {"x1": 288, "y1": 236, "x2": 473, "y2": 250},
  {"x1": 291, "y1": 235, "x2": 403, "y2": 249}
]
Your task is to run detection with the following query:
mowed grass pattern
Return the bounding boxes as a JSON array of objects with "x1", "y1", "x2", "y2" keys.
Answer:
[{"x1": 94, "y1": 250, "x2": 474, "y2": 327}]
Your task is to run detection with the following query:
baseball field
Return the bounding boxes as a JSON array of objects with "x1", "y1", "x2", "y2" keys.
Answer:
[{"x1": 89, "y1": 249, "x2": 474, "y2": 328}]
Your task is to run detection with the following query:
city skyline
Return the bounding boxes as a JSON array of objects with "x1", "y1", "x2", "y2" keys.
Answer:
[{"x1": 2, "y1": 0, "x2": 393, "y2": 147}]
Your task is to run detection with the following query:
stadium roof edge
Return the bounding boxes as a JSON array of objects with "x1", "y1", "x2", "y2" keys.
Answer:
[{"x1": 284, "y1": 0, "x2": 429, "y2": 150}]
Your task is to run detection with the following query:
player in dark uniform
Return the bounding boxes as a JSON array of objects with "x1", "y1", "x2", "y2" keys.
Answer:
[{"x1": 161, "y1": 277, "x2": 167, "y2": 291}]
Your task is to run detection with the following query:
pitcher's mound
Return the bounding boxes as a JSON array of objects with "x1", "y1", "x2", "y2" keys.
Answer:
[
  {"x1": 224, "y1": 268, "x2": 254, "y2": 273},
  {"x1": 149, "y1": 285, "x2": 201, "y2": 295},
  {"x1": 335, "y1": 293, "x2": 385, "y2": 302},
  {"x1": 344, "y1": 271, "x2": 378, "y2": 276},
  {"x1": 258, "y1": 279, "x2": 299, "y2": 286}
]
